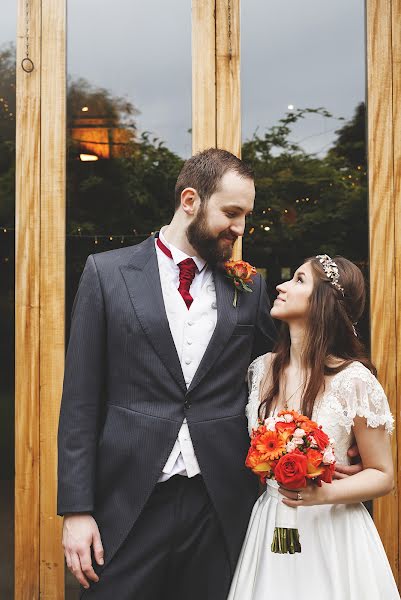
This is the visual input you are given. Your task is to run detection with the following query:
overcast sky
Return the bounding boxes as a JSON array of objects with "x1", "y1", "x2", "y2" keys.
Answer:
[{"x1": 1, "y1": 1, "x2": 365, "y2": 157}]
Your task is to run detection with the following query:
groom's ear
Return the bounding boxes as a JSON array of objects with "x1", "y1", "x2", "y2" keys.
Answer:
[{"x1": 180, "y1": 187, "x2": 199, "y2": 216}]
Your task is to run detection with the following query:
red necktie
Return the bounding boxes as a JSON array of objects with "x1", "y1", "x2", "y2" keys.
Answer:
[{"x1": 157, "y1": 237, "x2": 197, "y2": 309}]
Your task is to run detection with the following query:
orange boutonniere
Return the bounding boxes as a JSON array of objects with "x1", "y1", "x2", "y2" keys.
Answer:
[{"x1": 224, "y1": 260, "x2": 257, "y2": 307}]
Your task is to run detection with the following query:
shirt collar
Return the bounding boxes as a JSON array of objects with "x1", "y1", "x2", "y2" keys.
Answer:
[{"x1": 159, "y1": 227, "x2": 207, "y2": 273}]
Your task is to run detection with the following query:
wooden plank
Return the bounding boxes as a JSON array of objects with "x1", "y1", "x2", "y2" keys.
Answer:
[
  {"x1": 15, "y1": 0, "x2": 41, "y2": 597},
  {"x1": 216, "y1": 0, "x2": 241, "y2": 157},
  {"x1": 192, "y1": 0, "x2": 216, "y2": 153},
  {"x1": 216, "y1": 0, "x2": 241, "y2": 259},
  {"x1": 39, "y1": 0, "x2": 66, "y2": 597},
  {"x1": 367, "y1": 0, "x2": 399, "y2": 583},
  {"x1": 392, "y1": 0, "x2": 401, "y2": 585}
]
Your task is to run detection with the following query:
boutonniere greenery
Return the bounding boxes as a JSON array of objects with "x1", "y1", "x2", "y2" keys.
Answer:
[{"x1": 224, "y1": 260, "x2": 257, "y2": 307}]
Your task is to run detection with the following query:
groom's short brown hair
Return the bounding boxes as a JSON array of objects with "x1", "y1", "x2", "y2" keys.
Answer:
[{"x1": 174, "y1": 148, "x2": 254, "y2": 209}]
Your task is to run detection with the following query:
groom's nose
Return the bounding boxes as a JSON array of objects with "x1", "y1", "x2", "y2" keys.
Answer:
[{"x1": 230, "y1": 217, "x2": 246, "y2": 237}]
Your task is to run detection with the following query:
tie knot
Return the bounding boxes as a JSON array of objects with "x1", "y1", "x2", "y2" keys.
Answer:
[{"x1": 178, "y1": 258, "x2": 197, "y2": 278}]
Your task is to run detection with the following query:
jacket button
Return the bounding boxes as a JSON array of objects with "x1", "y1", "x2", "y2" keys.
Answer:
[{"x1": 184, "y1": 400, "x2": 191, "y2": 409}]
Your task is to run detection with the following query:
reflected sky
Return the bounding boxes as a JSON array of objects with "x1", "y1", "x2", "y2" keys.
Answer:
[
  {"x1": 242, "y1": 0, "x2": 365, "y2": 156},
  {"x1": 1, "y1": 1, "x2": 364, "y2": 157}
]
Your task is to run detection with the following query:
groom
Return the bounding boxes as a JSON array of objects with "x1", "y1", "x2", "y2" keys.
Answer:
[{"x1": 58, "y1": 148, "x2": 277, "y2": 599}]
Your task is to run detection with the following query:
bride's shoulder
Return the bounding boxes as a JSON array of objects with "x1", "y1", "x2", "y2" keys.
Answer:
[
  {"x1": 329, "y1": 360, "x2": 386, "y2": 403},
  {"x1": 249, "y1": 352, "x2": 274, "y2": 372},
  {"x1": 331, "y1": 360, "x2": 376, "y2": 384},
  {"x1": 247, "y1": 352, "x2": 274, "y2": 391}
]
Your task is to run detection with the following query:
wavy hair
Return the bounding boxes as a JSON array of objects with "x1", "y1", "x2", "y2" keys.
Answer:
[{"x1": 258, "y1": 256, "x2": 376, "y2": 420}]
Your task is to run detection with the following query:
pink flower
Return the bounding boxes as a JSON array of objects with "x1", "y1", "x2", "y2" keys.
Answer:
[
  {"x1": 323, "y1": 447, "x2": 336, "y2": 464},
  {"x1": 308, "y1": 435, "x2": 318, "y2": 449},
  {"x1": 286, "y1": 440, "x2": 297, "y2": 453},
  {"x1": 264, "y1": 417, "x2": 277, "y2": 432},
  {"x1": 293, "y1": 428, "x2": 306, "y2": 438}
]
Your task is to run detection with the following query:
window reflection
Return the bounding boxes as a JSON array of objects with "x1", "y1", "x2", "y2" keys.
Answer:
[
  {"x1": 241, "y1": 1, "x2": 368, "y2": 343},
  {"x1": 66, "y1": 3, "x2": 191, "y2": 595}
]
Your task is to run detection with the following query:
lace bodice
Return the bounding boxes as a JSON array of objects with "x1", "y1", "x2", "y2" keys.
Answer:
[{"x1": 245, "y1": 355, "x2": 394, "y2": 464}]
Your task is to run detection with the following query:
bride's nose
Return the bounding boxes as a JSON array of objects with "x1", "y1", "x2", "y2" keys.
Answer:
[{"x1": 276, "y1": 281, "x2": 287, "y2": 293}]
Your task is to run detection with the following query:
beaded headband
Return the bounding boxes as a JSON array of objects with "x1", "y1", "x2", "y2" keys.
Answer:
[{"x1": 315, "y1": 254, "x2": 345, "y2": 296}]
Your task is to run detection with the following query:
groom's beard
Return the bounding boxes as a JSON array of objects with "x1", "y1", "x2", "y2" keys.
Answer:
[{"x1": 186, "y1": 205, "x2": 237, "y2": 266}]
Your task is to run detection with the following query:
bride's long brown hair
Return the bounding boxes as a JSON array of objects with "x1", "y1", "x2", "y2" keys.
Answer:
[{"x1": 258, "y1": 256, "x2": 376, "y2": 420}]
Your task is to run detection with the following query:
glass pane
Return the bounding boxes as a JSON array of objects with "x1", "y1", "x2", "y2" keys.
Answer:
[
  {"x1": 66, "y1": 2, "x2": 191, "y2": 596},
  {"x1": 241, "y1": 0, "x2": 368, "y2": 337},
  {"x1": 241, "y1": 0, "x2": 370, "y2": 504},
  {"x1": 0, "y1": 4, "x2": 16, "y2": 598}
]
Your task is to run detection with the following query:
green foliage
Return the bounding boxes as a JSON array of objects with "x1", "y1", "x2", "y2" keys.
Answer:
[
  {"x1": 0, "y1": 43, "x2": 368, "y2": 269},
  {"x1": 242, "y1": 105, "x2": 368, "y2": 267}
]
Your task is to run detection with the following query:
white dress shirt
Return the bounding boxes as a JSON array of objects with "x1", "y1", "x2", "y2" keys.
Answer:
[{"x1": 156, "y1": 227, "x2": 217, "y2": 482}]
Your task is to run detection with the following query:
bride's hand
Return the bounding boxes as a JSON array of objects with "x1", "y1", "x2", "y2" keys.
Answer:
[{"x1": 278, "y1": 482, "x2": 330, "y2": 507}]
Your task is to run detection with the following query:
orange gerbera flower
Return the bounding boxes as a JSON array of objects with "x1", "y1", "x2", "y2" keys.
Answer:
[{"x1": 256, "y1": 430, "x2": 286, "y2": 460}]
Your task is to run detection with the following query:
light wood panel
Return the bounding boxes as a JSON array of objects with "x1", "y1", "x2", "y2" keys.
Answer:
[
  {"x1": 216, "y1": 0, "x2": 242, "y2": 260},
  {"x1": 392, "y1": 0, "x2": 401, "y2": 583},
  {"x1": 216, "y1": 0, "x2": 241, "y2": 157},
  {"x1": 367, "y1": 0, "x2": 399, "y2": 583},
  {"x1": 192, "y1": 0, "x2": 216, "y2": 153},
  {"x1": 39, "y1": 0, "x2": 66, "y2": 597},
  {"x1": 15, "y1": 0, "x2": 41, "y2": 597}
]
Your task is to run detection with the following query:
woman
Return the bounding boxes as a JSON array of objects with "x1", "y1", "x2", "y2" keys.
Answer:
[{"x1": 228, "y1": 255, "x2": 399, "y2": 600}]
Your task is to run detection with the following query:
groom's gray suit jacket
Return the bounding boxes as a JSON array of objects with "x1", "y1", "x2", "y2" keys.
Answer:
[{"x1": 57, "y1": 235, "x2": 276, "y2": 572}]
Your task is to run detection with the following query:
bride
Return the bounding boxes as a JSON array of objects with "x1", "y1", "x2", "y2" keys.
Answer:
[{"x1": 228, "y1": 255, "x2": 399, "y2": 600}]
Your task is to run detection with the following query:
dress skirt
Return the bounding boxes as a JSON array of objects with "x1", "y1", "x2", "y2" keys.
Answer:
[{"x1": 228, "y1": 481, "x2": 400, "y2": 600}]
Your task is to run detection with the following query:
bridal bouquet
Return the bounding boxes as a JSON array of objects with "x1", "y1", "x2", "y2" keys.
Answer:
[{"x1": 245, "y1": 409, "x2": 336, "y2": 554}]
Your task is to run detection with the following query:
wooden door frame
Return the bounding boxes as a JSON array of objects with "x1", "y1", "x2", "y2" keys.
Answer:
[
  {"x1": 15, "y1": 0, "x2": 400, "y2": 595},
  {"x1": 15, "y1": 0, "x2": 66, "y2": 597}
]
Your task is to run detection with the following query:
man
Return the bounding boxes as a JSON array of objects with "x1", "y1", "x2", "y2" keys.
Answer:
[{"x1": 58, "y1": 148, "x2": 277, "y2": 599}]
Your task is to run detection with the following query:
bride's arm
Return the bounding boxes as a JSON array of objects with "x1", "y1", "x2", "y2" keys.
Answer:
[{"x1": 280, "y1": 419, "x2": 394, "y2": 507}]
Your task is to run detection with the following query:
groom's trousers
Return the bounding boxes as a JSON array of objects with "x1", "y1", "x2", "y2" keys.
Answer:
[{"x1": 80, "y1": 474, "x2": 232, "y2": 600}]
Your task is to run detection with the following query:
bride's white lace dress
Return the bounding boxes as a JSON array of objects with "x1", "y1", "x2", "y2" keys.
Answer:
[{"x1": 228, "y1": 355, "x2": 400, "y2": 600}]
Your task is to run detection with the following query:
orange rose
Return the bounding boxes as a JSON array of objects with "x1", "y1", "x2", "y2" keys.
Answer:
[
  {"x1": 305, "y1": 448, "x2": 325, "y2": 479},
  {"x1": 297, "y1": 416, "x2": 319, "y2": 434},
  {"x1": 224, "y1": 260, "x2": 257, "y2": 283},
  {"x1": 319, "y1": 462, "x2": 335, "y2": 484},
  {"x1": 278, "y1": 409, "x2": 302, "y2": 421},
  {"x1": 311, "y1": 427, "x2": 330, "y2": 451},
  {"x1": 274, "y1": 449, "x2": 308, "y2": 489},
  {"x1": 245, "y1": 447, "x2": 272, "y2": 482},
  {"x1": 275, "y1": 420, "x2": 297, "y2": 441}
]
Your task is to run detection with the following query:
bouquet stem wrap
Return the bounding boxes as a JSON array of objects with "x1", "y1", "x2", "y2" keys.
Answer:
[{"x1": 272, "y1": 500, "x2": 301, "y2": 554}]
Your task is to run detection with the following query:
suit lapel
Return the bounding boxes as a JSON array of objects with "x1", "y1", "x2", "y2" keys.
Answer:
[
  {"x1": 187, "y1": 266, "x2": 237, "y2": 393},
  {"x1": 119, "y1": 236, "x2": 187, "y2": 393}
]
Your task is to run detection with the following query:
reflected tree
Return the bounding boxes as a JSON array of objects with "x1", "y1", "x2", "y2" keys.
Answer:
[{"x1": 243, "y1": 104, "x2": 368, "y2": 270}]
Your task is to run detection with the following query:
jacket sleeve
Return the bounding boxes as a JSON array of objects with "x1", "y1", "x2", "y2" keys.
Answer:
[
  {"x1": 251, "y1": 275, "x2": 277, "y2": 362},
  {"x1": 57, "y1": 254, "x2": 107, "y2": 515}
]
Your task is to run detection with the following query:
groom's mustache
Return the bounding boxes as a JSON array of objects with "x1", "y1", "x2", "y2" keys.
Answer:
[{"x1": 218, "y1": 231, "x2": 237, "y2": 243}]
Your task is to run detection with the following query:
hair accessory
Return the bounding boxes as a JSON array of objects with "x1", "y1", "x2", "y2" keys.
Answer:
[
  {"x1": 352, "y1": 323, "x2": 358, "y2": 337},
  {"x1": 315, "y1": 254, "x2": 345, "y2": 296}
]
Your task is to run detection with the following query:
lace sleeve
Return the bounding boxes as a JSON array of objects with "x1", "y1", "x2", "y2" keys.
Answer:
[
  {"x1": 245, "y1": 355, "x2": 266, "y2": 436},
  {"x1": 328, "y1": 362, "x2": 394, "y2": 434}
]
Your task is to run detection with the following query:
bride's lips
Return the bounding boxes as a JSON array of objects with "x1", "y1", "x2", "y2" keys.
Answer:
[{"x1": 274, "y1": 297, "x2": 286, "y2": 303}]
